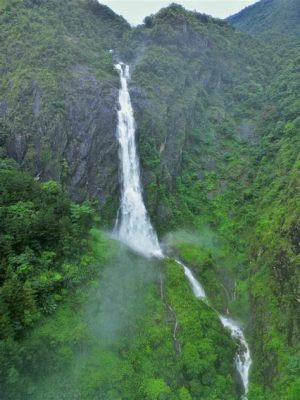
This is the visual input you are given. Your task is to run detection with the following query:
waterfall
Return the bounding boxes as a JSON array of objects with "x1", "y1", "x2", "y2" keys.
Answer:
[
  {"x1": 175, "y1": 259, "x2": 206, "y2": 299},
  {"x1": 175, "y1": 258, "x2": 252, "y2": 398},
  {"x1": 220, "y1": 316, "x2": 252, "y2": 398},
  {"x1": 114, "y1": 62, "x2": 251, "y2": 398},
  {"x1": 114, "y1": 63, "x2": 162, "y2": 258}
]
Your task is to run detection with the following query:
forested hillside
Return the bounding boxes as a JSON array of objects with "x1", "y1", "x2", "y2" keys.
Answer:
[
  {"x1": 0, "y1": 0, "x2": 299, "y2": 399},
  {"x1": 228, "y1": 0, "x2": 300, "y2": 41},
  {"x1": 120, "y1": 4, "x2": 300, "y2": 398}
]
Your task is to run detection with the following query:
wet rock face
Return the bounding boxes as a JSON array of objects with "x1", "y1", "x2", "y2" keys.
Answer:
[
  {"x1": 64, "y1": 68, "x2": 120, "y2": 204},
  {"x1": 238, "y1": 122, "x2": 257, "y2": 144},
  {"x1": 129, "y1": 86, "x2": 151, "y2": 121},
  {"x1": 5, "y1": 67, "x2": 120, "y2": 206},
  {"x1": 0, "y1": 100, "x2": 8, "y2": 118},
  {"x1": 0, "y1": 0, "x2": 131, "y2": 217},
  {"x1": 7, "y1": 133, "x2": 27, "y2": 163}
]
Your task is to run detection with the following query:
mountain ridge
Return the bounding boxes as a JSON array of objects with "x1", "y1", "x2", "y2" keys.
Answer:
[{"x1": 227, "y1": 0, "x2": 300, "y2": 41}]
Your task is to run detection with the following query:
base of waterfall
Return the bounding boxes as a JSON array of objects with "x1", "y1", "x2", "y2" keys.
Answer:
[{"x1": 111, "y1": 230, "x2": 164, "y2": 259}]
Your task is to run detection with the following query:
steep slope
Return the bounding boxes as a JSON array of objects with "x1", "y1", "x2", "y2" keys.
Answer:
[
  {"x1": 0, "y1": 4, "x2": 247, "y2": 399},
  {"x1": 120, "y1": 4, "x2": 277, "y2": 231},
  {"x1": 228, "y1": 0, "x2": 300, "y2": 41},
  {"x1": 0, "y1": 1, "x2": 299, "y2": 400},
  {"x1": 118, "y1": 5, "x2": 300, "y2": 399},
  {"x1": 241, "y1": 48, "x2": 300, "y2": 399},
  {"x1": 0, "y1": 0, "x2": 129, "y2": 210}
]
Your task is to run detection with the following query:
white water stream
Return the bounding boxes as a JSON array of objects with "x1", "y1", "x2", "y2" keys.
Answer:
[
  {"x1": 114, "y1": 63, "x2": 163, "y2": 259},
  {"x1": 220, "y1": 316, "x2": 252, "y2": 398},
  {"x1": 174, "y1": 261, "x2": 251, "y2": 398},
  {"x1": 114, "y1": 62, "x2": 251, "y2": 398}
]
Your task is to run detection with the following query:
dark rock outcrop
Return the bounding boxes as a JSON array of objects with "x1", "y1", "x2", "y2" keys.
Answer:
[{"x1": 5, "y1": 67, "x2": 120, "y2": 205}]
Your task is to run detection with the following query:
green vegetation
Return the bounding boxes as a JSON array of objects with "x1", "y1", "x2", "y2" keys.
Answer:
[
  {"x1": 0, "y1": 0, "x2": 299, "y2": 399},
  {"x1": 0, "y1": 182, "x2": 239, "y2": 399},
  {"x1": 119, "y1": 4, "x2": 300, "y2": 398},
  {"x1": 228, "y1": 0, "x2": 300, "y2": 43},
  {"x1": 0, "y1": 160, "x2": 103, "y2": 395}
]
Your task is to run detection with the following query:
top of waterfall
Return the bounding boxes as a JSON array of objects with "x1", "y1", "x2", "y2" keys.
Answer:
[{"x1": 115, "y1": 62, "x2": 130, "y2": 79}]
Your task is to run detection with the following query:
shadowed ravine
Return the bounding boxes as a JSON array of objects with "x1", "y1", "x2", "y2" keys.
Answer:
[{"x1": 114, "y1": 62, "x2": 252, "y2": 399}]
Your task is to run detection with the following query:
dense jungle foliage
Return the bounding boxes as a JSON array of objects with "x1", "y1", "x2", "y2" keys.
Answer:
[
  {"x1": 0, "y1": 162, "x2": 240, "y2": 400},
  {"x1": 0, "y1": 0, "x2": 299, "y2": 399}
]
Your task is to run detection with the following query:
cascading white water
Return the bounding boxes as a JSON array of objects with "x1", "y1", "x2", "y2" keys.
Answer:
[
  {"x1": 220, "y1": 316, "x2": 252, "y2": 399},
  {"x1": 114, "y1": 63, "x2": 162, "y2": 258},
  {"x1": 175, "y1": 258, "x2": 252, "y2": 399},
  {"x1": 175, "y1": 259, "x2": 206, "y2": 299},
  {"x1": 114, "y1": 61, "x2": 251, "y2": 398}
]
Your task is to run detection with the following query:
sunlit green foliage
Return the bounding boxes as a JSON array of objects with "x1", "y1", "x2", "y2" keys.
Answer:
[
  {"x1": 0, "y1": 240, "x2": 240, "y2": 399},
  {"x1": 0, "y1": 162, "x2": 102, "y2": 395}
]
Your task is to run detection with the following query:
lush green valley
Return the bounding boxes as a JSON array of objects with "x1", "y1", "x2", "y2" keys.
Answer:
[{"x1": 0, "y1": 0, "x2": 299, "y2": 399}]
